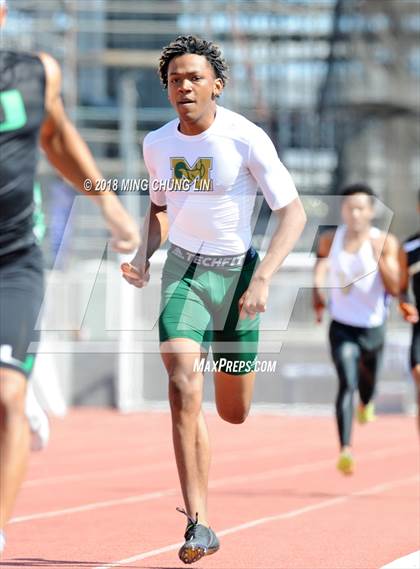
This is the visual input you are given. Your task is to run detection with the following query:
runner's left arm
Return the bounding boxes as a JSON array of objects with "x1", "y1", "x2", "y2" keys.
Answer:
[
  {"x1": 239, "y1": 128, "x2": 306, "y2": 319},
  {"x1": 371, "y1": 232, "x2": 400, "y2": 296},
  {"x1": 239, "y1": 200, "x2": 306, "y2": 319},
  {"x1": 398, "y1": 246, "x2": 418, "y2": 323}
]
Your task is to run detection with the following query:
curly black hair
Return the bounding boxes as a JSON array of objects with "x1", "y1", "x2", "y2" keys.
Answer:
[{"x1": 158, "y1": 35, "x2": 228, "y2": 90}]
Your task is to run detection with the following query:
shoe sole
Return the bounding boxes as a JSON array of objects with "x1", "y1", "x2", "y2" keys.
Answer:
[{"x1": 178, "y1": 544, "x2": 219, "y2": 564}]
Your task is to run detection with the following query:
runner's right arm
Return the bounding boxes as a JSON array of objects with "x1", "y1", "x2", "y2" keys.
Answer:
[
  {"x1": 313, "y1": 231, "x2": 334, "y2": 323},
  {"x1": 121, "y1": 127, "x2": 171, "y2": 287},
  {"x1": 121, "y1": 203, "x2": 168, "y2": 288}
]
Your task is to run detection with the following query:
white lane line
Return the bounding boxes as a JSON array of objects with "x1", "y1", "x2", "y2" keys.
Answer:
[
  {"x1": 10, "y1": 489, "x2": 178, "y2": 523},
  {"x1": 24, "y1": 428, "x2": 411, "y2": 488},
  {"x1": 381, "y1": 551, "x2": 420, "y2": 569},
  {"x1": 93, "y1": 474, "x2": 419, "y2": 569},
  {"x1": 10, "y1": 444, "x2": 415, "y2": 524}
]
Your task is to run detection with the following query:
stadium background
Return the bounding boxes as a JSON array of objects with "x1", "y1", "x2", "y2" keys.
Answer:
[{"x1": 2, "y1": 0, "x2": 419, "y2": 413}]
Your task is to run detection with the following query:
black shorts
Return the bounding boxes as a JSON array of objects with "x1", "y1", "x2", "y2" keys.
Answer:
[
  {"x1": 410, "y1": 322, "x2": 420, "y2": 369},
  {"x1": 0, "y1": 244, "x2": 44, "y2": 378},
  {"x1": 329, "y1": 319, "x2": 385, "y2": 362}
]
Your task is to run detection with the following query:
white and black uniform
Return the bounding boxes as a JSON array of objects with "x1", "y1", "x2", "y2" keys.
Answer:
[
  {"x1": 327, "y1": 225, "x2": 387, "y2": 448},
  {"x1": 144, "y1": 105, "x2": 298, "y2": 255},
  {"x1": 329, "y1": 225, "x2": 388, "y2": 327}
]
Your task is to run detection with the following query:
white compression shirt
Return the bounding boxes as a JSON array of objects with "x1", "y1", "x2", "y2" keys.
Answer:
[
  {"x1": 328, "y1": 225, "x2": 388, "y2": 328},
  {"x1": 143, "y1": 105, "x2": 298, "y2": 255}
]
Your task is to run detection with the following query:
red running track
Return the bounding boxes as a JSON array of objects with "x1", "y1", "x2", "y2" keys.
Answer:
[{"x1": 1, "y1": 409, "x2": 419, "y2": 568}]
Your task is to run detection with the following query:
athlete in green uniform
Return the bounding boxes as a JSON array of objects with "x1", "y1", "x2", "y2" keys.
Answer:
[{"x1": 122, "y1": 35, "x2": 306, "y2": 563}]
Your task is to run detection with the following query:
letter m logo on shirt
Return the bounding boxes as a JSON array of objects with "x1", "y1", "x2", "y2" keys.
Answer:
[{"x1": 170, "y1": 157, "x2": 213, "y2": 191}]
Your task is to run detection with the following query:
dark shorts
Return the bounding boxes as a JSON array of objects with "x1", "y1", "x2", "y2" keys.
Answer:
[
  {"x1": 0, "y1": 244, "x2": 44, "y2": 378},
  {"x1": 159, "y1": 244, "x2": 260, "y2": 376},
  {"x1": 410, "y1": 322, "x2": 420, "y2": 369},
  {"x1": 329, "y1": 319, "x2": 385, "y2": 352},
  {"x1": 329, "y1": 319, "x2": 385, "y2": 367}
]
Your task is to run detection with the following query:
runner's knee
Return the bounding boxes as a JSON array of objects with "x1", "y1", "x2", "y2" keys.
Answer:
[
  {"x1": 0, "y1": 369, "x2": 27, "y2": 423},
  {"x1": 169, "y1": 371, "x2": 202, "y2": 415},
  {"x1": 217, "y1": 404, "x2": 249, "y2": 424},
  {"x1": 334, "y1": 344, "x2": 359, "y2": 391}
]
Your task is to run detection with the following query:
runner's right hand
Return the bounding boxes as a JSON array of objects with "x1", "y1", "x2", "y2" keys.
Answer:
[{"x1": 121, "y1": 259, "x2": 150, "y2": 288}]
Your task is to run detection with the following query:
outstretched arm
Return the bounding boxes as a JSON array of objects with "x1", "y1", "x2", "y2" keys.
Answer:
[{"x1": 38, "y1": 52, "x2": 139, "y2": 253}]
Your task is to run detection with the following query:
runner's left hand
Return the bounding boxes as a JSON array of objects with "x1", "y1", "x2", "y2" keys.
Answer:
[{"x1": 238, "y1": 278, "x2": 269, "y2": 320}]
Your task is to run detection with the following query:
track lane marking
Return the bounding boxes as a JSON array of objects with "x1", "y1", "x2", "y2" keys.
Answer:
[
  {"x1": 11, "y1": 444, "x2": 416, "y2": 524},
  {"x1": 93, "y1": 474, "x2": 419, "y2": 568},
  {"x1": 381, "y1": 551, "x2": 420, "y2": 569}
]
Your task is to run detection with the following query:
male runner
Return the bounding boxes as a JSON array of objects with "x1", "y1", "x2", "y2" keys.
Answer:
[
  {"x1": 122, "y1": 35, "x2": 306, "y2": 563},
  {"x1": 0, "y1": 1, "x2": 139, "y2": 553},
  {"x1": 399, "y1": 191, "x2": 420, "y2": 432},
  {"x1": 313, "y1": 184, "x2": 399, "y2": 475}
]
